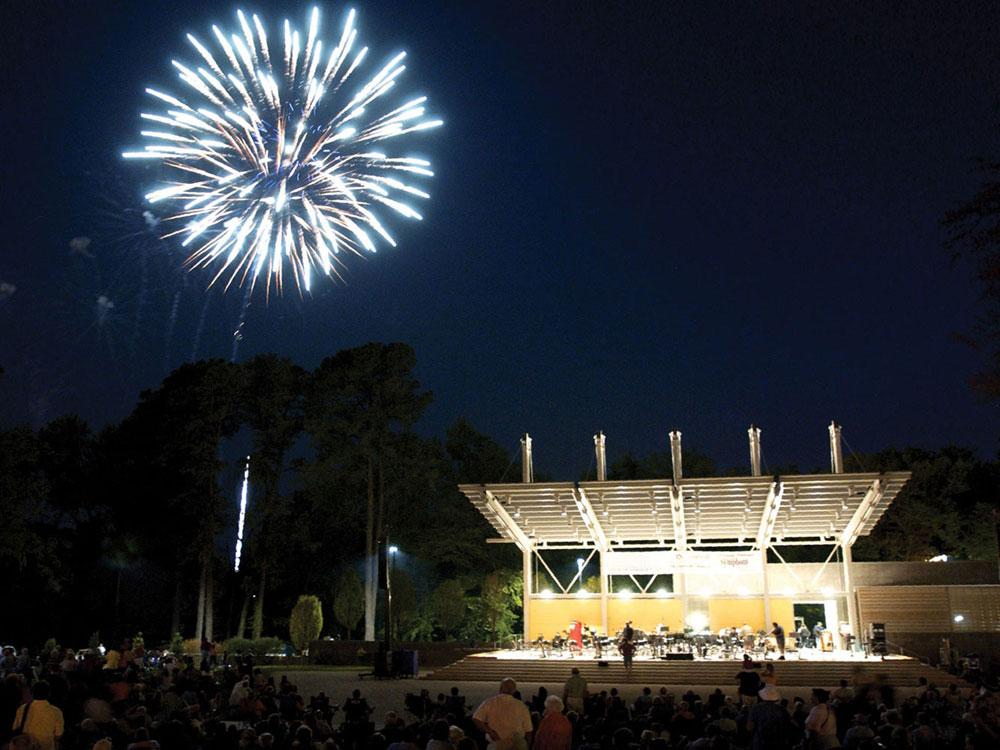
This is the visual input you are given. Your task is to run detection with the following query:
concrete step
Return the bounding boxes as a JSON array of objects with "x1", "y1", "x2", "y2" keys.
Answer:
[{"x1": 424, "y1": 654, "x2": 961, "y2": 690}]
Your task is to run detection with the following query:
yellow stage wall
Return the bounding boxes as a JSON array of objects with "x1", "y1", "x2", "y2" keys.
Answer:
[
  {"x1": 526, "y1": 598, "x2": 602, "y2": 639},
  {"x1": 526, "y1": 596, "x2": 794, "y2": 637},
  {"x1": 707, "y1": 598, "x2": 794, "y2": 631},
  {"x1": 608, "y1": 598, "x2": 683, "y2": 633}
]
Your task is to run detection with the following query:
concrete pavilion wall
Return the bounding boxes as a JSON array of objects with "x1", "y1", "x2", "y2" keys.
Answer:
[{"x1": 526, "y1": 562, "x2": 996, "y2": 642}]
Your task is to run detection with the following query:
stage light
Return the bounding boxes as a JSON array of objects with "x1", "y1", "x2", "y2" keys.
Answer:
[
  {"x1": 540, "y1": 589, "x2": 554, "y2": 599},
  {"x1": 738, "y1": 586, "x2": 750, "y2": 597},
  {"x1": 782, "y1": 588, "x2": 796, "y2": 598},
  {"x1": 953, "y1": 614, "x2": 965, "y2": 623},
  {"x1": 388, "y1": 545, "x2": 399, "y2": 555},
  {"x1": 929, "y1": 554, "x2": 949, "y2": 562},
  {"x1": 655, "y1": 588, "x2": 669, "y2": 598},
  {"x1": 618, "y1": 589, "x2": 633, "y2": 600},
  {"x1": 700, "y1": 587, "x2": 712, "y2": 597},
  {"x1": 688, "y1": 613, "x2": 709, "y2": 632},
  {"x1": 821, "y1": 587, "x2": 835, "y2": 597},
  {"x1": 576, "y1": 590, "x2": 590, "y2": 598}
]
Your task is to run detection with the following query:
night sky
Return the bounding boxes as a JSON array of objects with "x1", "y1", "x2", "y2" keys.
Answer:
[{"x1": 2, "y1": 1, "x2": 999, "y2": 478}]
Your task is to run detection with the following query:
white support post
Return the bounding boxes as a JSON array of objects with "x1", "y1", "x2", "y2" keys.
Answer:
[
  {"x1": 829, "y1": 422, "x2": 844, "y2": 474},
  {"x1": 594, "y1": 432, "x2": 607, "y2": 482},
  {"x1": 842, "y1": 542, "x2": 858, "y2": 646},
  {"x1": 669, "y1": 483, "x2": 688, "y2": 627},
  {"x1": 755, "y1": 480, "x2": 782, "y2": 632},
  {"x1": 521, "y1": 433, "x2": 534, "y2": 483},
  {"x1": 523, "y1": 546, "x2": 533, "y2": 641},
  {"x1": 599, "y1": 548, "x2": 609, "y2": 635},
  {"x1": 761, "y1": 543, "x2": 771, "y2": 628}
]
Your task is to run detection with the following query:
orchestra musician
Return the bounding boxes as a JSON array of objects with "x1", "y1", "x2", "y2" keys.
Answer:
[
  {"x1": 568, "y1": 620, "x2": 584, "y2": 653},
  {"x1": 812, "y1": 621, "x2": 825, "y2": 650},
  {"x1": 768, "y1": 622, "x2": 786, "y2": 660},
  {"x1": 620, "y1": 633, "x2": 636, "y2": 671},
  {"x1": 622, "y1": 620, "x2": 635, "y2": 642},
  {"x1": 740, "y1": 622, "x2": 754, "y2": 652}
]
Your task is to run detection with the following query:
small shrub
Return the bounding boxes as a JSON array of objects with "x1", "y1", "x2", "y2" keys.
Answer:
[{"x1": 289, "y1": 595, "x2": 323, "y2": 653}]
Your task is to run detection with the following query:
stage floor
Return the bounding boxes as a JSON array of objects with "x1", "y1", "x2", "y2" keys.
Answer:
[{"x1": 482, "y1": 647, "x2": 911, "y2": 663}]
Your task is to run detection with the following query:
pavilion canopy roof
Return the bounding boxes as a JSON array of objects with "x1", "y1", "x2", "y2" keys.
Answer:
[{"x1": 459, "y1": 471, "x2": 910, "y2": 550}]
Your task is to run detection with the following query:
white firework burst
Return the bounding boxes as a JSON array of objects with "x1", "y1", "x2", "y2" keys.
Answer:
[{"x1": 123, "y1": 6, "x2": 442, "y2": 297}]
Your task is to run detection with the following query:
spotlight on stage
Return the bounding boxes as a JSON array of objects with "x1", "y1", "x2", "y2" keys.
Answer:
[
  {"x1": 655, "y1": 588, "x2": 669, "y2": 598},
  {"x1": 540, "y1": 589, "x2": 555, "y2": 599},
  {"x1": 688, "y1": 612, "x2": 709, "y2": 632}
]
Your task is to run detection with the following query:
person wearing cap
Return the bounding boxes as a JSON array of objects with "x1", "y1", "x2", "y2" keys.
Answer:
[
  {"x1": 473, "y1": 678, "x2": 532, "y2": 750},
  {"x1": 747, "y1": 685, "x2": 795, "y2": 750}
]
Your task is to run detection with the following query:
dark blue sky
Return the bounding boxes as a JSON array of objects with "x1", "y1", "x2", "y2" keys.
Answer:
[{"x1": 1, "y1": 1, "x2": 998, "y2": 477}]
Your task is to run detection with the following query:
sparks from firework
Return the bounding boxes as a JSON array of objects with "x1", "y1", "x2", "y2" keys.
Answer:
[
  {"x1": 234, "y1": 455, "x2": 250, "y2": 572},
  {"x1": 123, "y1": 6, "x2": 442, "y2": 297}
]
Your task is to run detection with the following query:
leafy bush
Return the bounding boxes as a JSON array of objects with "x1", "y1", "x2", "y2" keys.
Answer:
[
  {"x1": 289, "y1": 595, "x2": 323, "y2": 653},
  {"x1": 431, "y1": 580, "x2": 467, "y2": 637},
  {"x1": 168, "y1": 632, "x2": 184, "y2": 655},
  {"x1": 333, "y1": 569, "x2": 365, "y2": 638}
]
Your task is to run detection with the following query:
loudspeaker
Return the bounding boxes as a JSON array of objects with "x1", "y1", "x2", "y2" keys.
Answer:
[
  {"x1": 597, "y1": 660, "x2": 609, "y2": 667},
  {"x1": 869, "y1": 622, "x2": 887, "y2": 656},
  {"x1": 392, "y1": 649, "x2": 419, "y2": 677},
  {"x1": 663, "y1": 652, "x2": 695, "y2": 661},
  {"x1": 378, "y1": 541, "x2": 389, "y2": 589}
]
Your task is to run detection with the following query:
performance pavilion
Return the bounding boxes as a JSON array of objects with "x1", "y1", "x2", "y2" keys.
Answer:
[{"x1": 460, "y1": 424, "x2": 911, "y2": 650}]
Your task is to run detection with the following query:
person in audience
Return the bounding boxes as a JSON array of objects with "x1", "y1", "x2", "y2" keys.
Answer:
[
  {"x1": 473, "y1": 678, "x2": 532, "y2": 750},
  {"x1": 533, "y1": 695, "x2": 572, "y2": 750}
]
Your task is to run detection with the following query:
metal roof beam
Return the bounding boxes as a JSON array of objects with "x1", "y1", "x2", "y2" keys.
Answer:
[
  {"x1": 573, "y1": 485, "x2": 610, "y2": 552},
  {"x1": 840, "y1": 477, "x2": 883, "y2": 547},
  {"x1": 483, "y1": 488, "x2": 531, "y2": 552},
  {"x1": 670, "y1": 486, "x2": 687, "y2": 551},
  {"x1": 755, "y1": 479, "x2": 784, "y2": 548}
]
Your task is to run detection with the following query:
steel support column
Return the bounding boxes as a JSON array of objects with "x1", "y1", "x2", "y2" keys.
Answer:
[
  {"x1": 599, "y1": 549, "x2": 608, "y2": 635},
  {"x1": 523, "y1": 546, "x2": 533, "y2": 641},
  {"x1": 761, "y1": 543, "x2": 771, "y2": 627},
  {"x1": 842, "y1": 542, "x2": 858, "y2": 645}
]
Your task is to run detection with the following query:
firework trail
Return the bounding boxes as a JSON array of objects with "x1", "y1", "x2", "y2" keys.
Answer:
[
  {"x1": 191, "y1": 294, "x2": 212, "y2": 361},
  {"x1": 123, "y1": 6, "x2": 442, "y2": 298},
  {"x1": 230, "y1": 286, "x2": 252, "y2": 362}
]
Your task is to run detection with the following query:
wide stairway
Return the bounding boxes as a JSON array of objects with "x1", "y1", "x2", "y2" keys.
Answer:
[{"x1": 423, "y1": 654, "x2": 959, "y2": 689}]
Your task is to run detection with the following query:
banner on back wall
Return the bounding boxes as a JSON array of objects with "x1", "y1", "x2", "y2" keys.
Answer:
[{"x1": 604, "y1": 550, "x2": 761, "y2": 575}]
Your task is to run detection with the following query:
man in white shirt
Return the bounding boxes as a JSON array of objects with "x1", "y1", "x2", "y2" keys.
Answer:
[{"x1": 473, "y1": 678, "x2": 533, "y2": 750}]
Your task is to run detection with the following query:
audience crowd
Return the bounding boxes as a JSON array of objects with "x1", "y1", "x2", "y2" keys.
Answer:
[{"x1": 1, "y1": 643, "x2": 998, "y2": 750}]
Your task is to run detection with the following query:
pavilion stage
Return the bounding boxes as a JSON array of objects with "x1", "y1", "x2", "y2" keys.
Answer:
[{"x1": 423, "y1": 648, "x2": 956, "y2": 688}]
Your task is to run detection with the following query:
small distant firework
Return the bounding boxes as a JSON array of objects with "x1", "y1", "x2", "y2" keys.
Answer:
[
  {"x1": 123, "y1": 6, "x2": 442, "y2": 297},
  {"x1": 69, "y1": 236, "x2": 94, "y2": 258}
]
